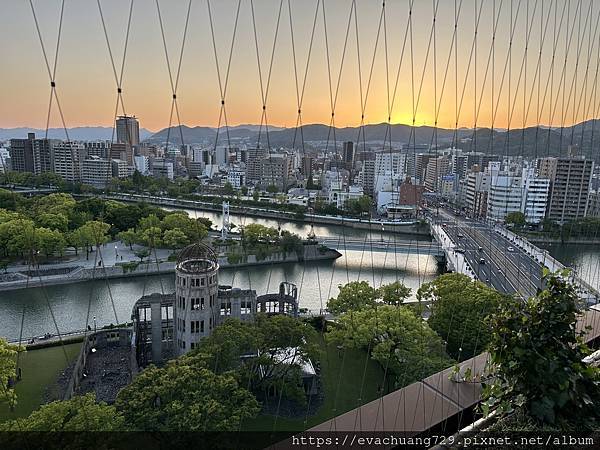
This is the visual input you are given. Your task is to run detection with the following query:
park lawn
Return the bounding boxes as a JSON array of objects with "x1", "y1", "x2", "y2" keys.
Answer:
[
  {"x1": 0, "y1": 342, "x2": 81, "y2": 422},
  {"x1": 242, "y1": 335, "x2": 386, "y2": 432}
]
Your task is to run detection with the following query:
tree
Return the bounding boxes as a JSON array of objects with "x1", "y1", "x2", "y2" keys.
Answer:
[
  {"x1": 117, "y1": 228, "x2": 138, "y2": 250},
  {"x1": 134, "y1": 248, "x2": 151, "y2": 262},
  {"x1": 378, "y1": 281, "x2": 412, "y2": 306},
  {"x1": 222, "y1": 182, "x2": 235, "y2": 195},
  {"x1": 241, "y1": 224, "x2": 279, "y2": 246},
  {"x1": 483, "y1": 271, "x2": 600, "y2": 425},
  {"x1": 418, "y1": 273, "x2": 502, "y2": 360},
  {"x1": 280, "y1": 230, "x2": 302, "y2": 254},
  {"x1": 32, "y1": 193, "x2": 76, "y2": 217},
  {"x1": 194, "y1": 315, "x2": 318, "y2": 406},
  {"x1": 115, "y1": 362, "x2": 259, "y2": 431},
  {"x1": 36, "y1": 213, "x2": 69, "y2": 232},
  {"x1": 252, "y1": 190, "x2": 260, "y2": 202},
  {"x1": 35, "y1": 227, "x2": 67, "y2": 257},
  {"x1": 266, "y1": 184, "x2": 279, "y2": 194},
  {"x1": 140, "y1": 226, "x2": 162, "y2": 248},
  {"x1": 0, "y1": 393, "x2": 124, "y2": 431},
  {"x1": 346, "y1": 195, "x2": 372, "y2": 216},
  {"x1": 0, "y1": 338, "x2": 23, "y2": 410},
  {"x1": 327, "y1": 305, "x2": 454, "y2": 388},
  {"x1": 505, "y1": 211, "x2": 526, "y2": 228},
  {"x1": 241, "y1": 186, "x2": 248, "y2": 196},
  {"x1": 163, "y1": 228, "x2": 190, "y2": 249},
  {"x1": 196, "y1": 217, "x2": 213, "y2": 231},
  {"x1": 161, "y1": 212, "x2": 207, "y2": 242},
  {"x1": 327, "y1": 281, "x2": 378, "y2": 315},
  {"x1": 138, "y1": 214, "x2": 161, "y2": 231},
  {"x1": 80, "y1": 221, "x2": 110, "y2": 248}
]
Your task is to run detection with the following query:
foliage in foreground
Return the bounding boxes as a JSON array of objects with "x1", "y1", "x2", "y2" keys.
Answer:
[
  {"x1": 418, "y1": 273, "x2": 503, "y2": 361},
  {"x1": 0, "y1": 339, "x2": 23, "y2": 410},
  {"x1": 115, "y1": 363, "x2": 259, "y2": 431},
  {"x1": 0, "y1": 393, "x2": 124, "y2": 431},
  {"x1": 483, "y1": 271, "x2": 600, "y2": 426}
]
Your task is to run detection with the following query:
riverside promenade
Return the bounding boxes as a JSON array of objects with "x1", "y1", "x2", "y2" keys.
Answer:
[{"x1": 0, "y1": 241, "x2": 341, "y2": 292}]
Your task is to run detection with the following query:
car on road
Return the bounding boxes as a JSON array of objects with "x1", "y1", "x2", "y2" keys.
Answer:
[
  {"x1": 479, "y1": 258, "x2": 485, "y2": 264},
  {"x1": 478, "y1": 246, "x2": 483, "y2": 252},
  {"x1": 454, "y1": 248, "x2": 465, "y2": 254},
  {"x1": 457, "y1": 233, "x2": 464, "y2": 239},
  {"x1": 507, "y1": 246, "x2": 515, "y2": 252},
  {"x1": 442, "y1": 222, "x2": 448, "y2": 227}
]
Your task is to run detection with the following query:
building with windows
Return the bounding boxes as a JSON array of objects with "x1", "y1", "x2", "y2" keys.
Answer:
[
  {"x1": 131, "y1": 243, "x2": 299, "y2": 367},
  {"x1": 538, "y1": 157, "x2": 594, "y2": 224},
  {"x1": 81, "y1": 156, "x2": 111, "y2": 187},
  {"x1": 53, "y1": 141, "x2": 86, "y2": 182},
  {"x1": 116, "y1": 115, "x2": 140, "y2": 146}
]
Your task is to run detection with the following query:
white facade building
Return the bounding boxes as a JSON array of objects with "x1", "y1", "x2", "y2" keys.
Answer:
[{"x1": 520, "y1": 168, "x2": 550, "y2": 223}]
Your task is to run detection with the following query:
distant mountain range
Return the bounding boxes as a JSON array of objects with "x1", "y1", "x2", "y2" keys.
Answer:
[
  {"x1": 2, "y1": 121, "x2": 598, "y2": 161},
  {"x1": 143, "y1": 120, "x2": 600, "y2": 160},
  {"x1": 0, "y1": 127, "x2": 153, "y2": 142}
]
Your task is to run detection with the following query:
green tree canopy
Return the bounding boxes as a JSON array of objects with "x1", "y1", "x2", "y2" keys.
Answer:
[
  {"x1": 117, "y1": 228, "x2": 138, "y2": 250},
  {"x1": 418, "y1": 273, "x2": 503, "y2": 360},
  {"x1": 115, "y1": 362, "x2": 259, "y2": 431},
  {"x1": 0, "y1": 393, "x2": 124, "y2": 431},
  {"x1": 378, "y1": 281, "x2": 412, "y2": 306},
  {"x1": 505, "y1": 211, "x2": 526, "y2": 227},
  {"x1": 327, "y1": 305, "x2": 454, "y2": 388},
  {"x1": 327, "y1": 281, "x2": 378, "y2": 315},
  {"x1": 0, "y1": 338, "x2": 23, "y2": 410}
]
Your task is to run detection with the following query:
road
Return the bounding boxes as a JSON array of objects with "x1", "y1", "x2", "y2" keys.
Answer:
[{"x1": 433, "y1": 209, "x2": 543, "y2": 298}]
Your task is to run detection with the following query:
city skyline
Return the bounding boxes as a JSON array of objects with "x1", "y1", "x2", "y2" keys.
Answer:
[{"x1": 2, "y1": 0, "x2": 599, "y2": 132}]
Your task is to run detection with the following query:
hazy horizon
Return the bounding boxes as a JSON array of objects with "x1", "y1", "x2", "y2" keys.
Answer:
[{"x1": 2, "y1": 0, "x2": 598, "y2": 132}]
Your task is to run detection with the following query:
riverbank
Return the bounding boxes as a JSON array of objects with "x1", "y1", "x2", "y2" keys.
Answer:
[
  {"x1": 77, "y1": 193, "x2": 432, "y2": 236},
  {"x1": 0, "y1": 246, "x2": 341, "y2": 292}
]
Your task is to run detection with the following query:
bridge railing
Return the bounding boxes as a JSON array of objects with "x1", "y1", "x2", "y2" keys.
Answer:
[
  {"x1": 427, "y1": 218, "x2": 477, "y2": 280},
  {"x1": 495, "y1": 225, "x2": 600, "y2": 302}
]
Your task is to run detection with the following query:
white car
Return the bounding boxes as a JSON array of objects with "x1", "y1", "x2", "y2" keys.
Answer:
[{"x1": 507, "y1": 246, "x2": 515, "y2": 252}]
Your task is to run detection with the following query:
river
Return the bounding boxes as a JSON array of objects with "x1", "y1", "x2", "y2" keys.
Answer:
[
  {"x1": 0, "y1": 210, "x2": 436, "y2": 341},
  {"x1": 1, "y1": 210, "x2": 599, "y2": 341}
]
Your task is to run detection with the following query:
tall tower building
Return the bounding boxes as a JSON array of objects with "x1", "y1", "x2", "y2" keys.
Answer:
[
  {"x1": 342, "y1": 141, "x2": 354, "y2": 163},
  {"x1": 174, "y1": 244, "x2": 219, "y2": 355},
  {"x1": 116, "y1": 115, "x2": 140, "y2": 146},
  {"x1": 538, "y1": 157, "x2": 594, "y2": 224}
]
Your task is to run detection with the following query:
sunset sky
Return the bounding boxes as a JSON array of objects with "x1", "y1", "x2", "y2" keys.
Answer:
[{"x1": 1, "y1": 0, "x2": 597, "y2": 132}]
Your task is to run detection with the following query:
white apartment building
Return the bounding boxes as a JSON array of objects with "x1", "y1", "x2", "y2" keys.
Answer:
[
  {"x1": 520, "y1": 168, "x2": 550, "y2": 223},
  {"x1": 226, "y1": 170, "x2": 246, "y2": 188},
  {"x1": 487, "y1": 174, "x2": 523, "y2": 222},
  {"x1": 81, "y1": 156, "x2": 111, "y2": 187},
  {"x1": 134, "y1": 155, "x2": 149, "y2": 174},
  {"x1": 112, "y1": 159, "x2": 130, "y2": 178},
  {"x1": 53, "y1": 141, "x2": 85, "y2": 182},
  {"x1": 328, "y1": 181, "x2": 363, "y2": 209}
]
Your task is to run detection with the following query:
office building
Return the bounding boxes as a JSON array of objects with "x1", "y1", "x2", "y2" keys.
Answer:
[
  {"x1": 538, "y1": 157, "x2": 594, "y2": 224},
  {"x1": 342, "y1": 141, "x2": 354, "y2": 163},
  {"x1": 116, "y1": 115, "x2": 140, "y2": 146}
]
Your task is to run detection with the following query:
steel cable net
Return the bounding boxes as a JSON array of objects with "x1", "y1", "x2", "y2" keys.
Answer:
[{"x1": 0, "y1": 0, "x2": 599, "y2": 440}]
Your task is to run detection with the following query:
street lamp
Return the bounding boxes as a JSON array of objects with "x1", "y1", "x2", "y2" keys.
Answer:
[
  {"x1": 93, "y1": 316, "x2": 97, "y2": 334},
  {"x1": 115, "y1": 245, "x2": 118, "y2": 257}
]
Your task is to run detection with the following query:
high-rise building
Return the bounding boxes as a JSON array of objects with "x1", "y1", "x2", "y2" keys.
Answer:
[
  {"x1": 465, "y1": 167, "x2": 490, "y2": 218},
  {"x1": 53, "y1": 142, "x2": 86, "y2": 182},
  {"x1": 116, "y1": 115, "x2": 140, "y2": 146},
  {"x1": 261, "y1": 154, "x2": 294, "y2": 190},
  {"x1": 487, "y1": 174, "x2": 523, "y2": 222},
  {"x1": 538, "y1": 157, "x2": 594, "y2": 224},
  {"x1": 246, "y1": 147, "x2": 269, "y2": 183},
  {"x1": 110, "y1": 142, "x2": 134, "y2": 165},
  {"x1": 342, "y1": 141, "x2": 354, "y2": 163},
  {"x1": 520, "y1": 168, "x2": 550, "y2": 224},
  {"x1": 9, "y1": 133, "x2": 58, "y2": 175},
  {"x1": 81, "y1": 156, "x2": 112, "y2": 187}
]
